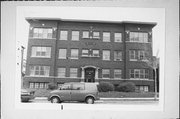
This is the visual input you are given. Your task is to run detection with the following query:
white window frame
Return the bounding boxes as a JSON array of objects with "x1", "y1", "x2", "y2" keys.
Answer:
[
  {"x1": 129, "y1": 32, "x2": 148, "y2": 43},
  {"x1": 130, "y1": 69, "x2": 149, "y2": 80},
  {"x1": 31, "y1": 47, "x2": 51, "y2": 58},
  {"x1": 114, "y1": 51, "x2": 122, "y2": 61},
  {"x1": 114, "y1": 69, "x2": 122, "y2": 79},
  {"x1": 71, "y1": 31, "x2": 79, "y2": 41},
  {"x1": 103, "y1": 50, "x2": 110, "y2": 60},
  {"x1": 103, "y1": 32, "x2": 110, "y2": 42},
  {"x1": 102, "y1": 69, "x2": 110, "y2": 79},
  {"x1": 114, "y1": 33, "x2": 122, "y2": 42},
  {"x1": 93, "y1": 31, "x2": 100, "y2": 39},
  {"x1": 59, "y1": 49, "x2": 67, "y2": 59},
  {"x1": 33, "y1": 28, "x2": 53, "y2": 39},
  {"x1": 30, "y1": 66, "x2": 50, "y2": 77},
  {"x1": 60, "y1": 30, "x2": 68, "y2": 40},
  {"x1": 129, "y1": 50, "x2": 137, "y2": 61},
  {"x1": 82, "y1": 31, "x2": 89, "y2": 38},
  {"x1": 57, "y1": 68, "x2": 66, "y2": 77},
  {"x1": 29, "y1": 83, "x2": 34, "y2": 88},
  {"x1": 82, "y1": 49, "x2": 89, "y2": 57},
  {"x1": 70, "y1": 49, "x2": 79, "y2": 59},
  {"x1": 70, "y1": 68, "x2": 78, "y2": 78},
  {"x1": 92, "y1": 50, "x2": 99, "y2": 57}
]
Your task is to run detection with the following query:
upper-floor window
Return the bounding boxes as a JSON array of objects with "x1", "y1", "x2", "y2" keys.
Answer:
[
  {"x1": 30, "y1": 65, "x2": 50, "y2": 76},
  {"x1": 70, "y1": 68, "x2": 78, "y2": 77},
  {"x1": 102, "y1": 69, "x2": 110, "y2": 78},
  {"x1": 129, "y1": 50, "x2": 147, "y2": 61},
  {"x1": 103, "y1": 32, "x2": 110, "y2": 42},
  {"x1": 33, "y1": 28, "x2": 53, "y2": 39},
  {"x1": 114, "y1": 69, "x2": 122, "y2": 78},
  {"x1": 114, "y1": 51, "x2": 122, "y2": 61},
  {"x1": 60, "y1": 30, "x2": 68, "y2": 40},
  {"x1": 31, "y1": 47, "x2": 51, "y2": 58},
  {"x1": 114, "y1": 33, "x2": 122, "y2": 42},
  {"x1": 70, "y1": 49, "x2": 79, "y2": 59},
  {"x1": 129, "y1": 32, "x2": 148, "y2": 43},
  {"x1": 59, "y1": 49, "x2": 67, "y2": 59},
  {"x1": 57, "y1": 68, "x2": 66, "y2": 77},
  {"x1": 71, "y1": 31, "x2": 79, "y2": 41},
  {"x1": 92, "y1": 50, "x2": 99, "y2": 57},
  {"x1": 82, "y1": 49, "x2": 89, "y2": 57},
  {"x1": 82, "y1": 31, "x2": 89, "y2": 38},
  {"x1": 93, "y1": 32, "x2": 100, "y2": 39},
  {"x1": 102, "y1": 50, "x2": 110, "y2": 60},
  {"x1": 130, "y1": 69, "x2": 149, "y2": 79}
]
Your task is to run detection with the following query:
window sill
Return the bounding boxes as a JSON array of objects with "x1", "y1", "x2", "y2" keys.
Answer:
[
  {"x1": 81, "y1": 55, "x2": 100, "y2": 58},
  {"x1": 30, "y1": 37, "x2": 56, "y2": 40},
  {"x1": 31, "y1": 56, "x2": 51, "y2": 58}
]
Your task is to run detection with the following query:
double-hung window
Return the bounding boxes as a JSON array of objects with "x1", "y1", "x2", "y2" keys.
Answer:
[
  {"x1": 30, "y1": 66, "x2": 50, "y2": 76},
  {"x1": 57, "y1": 68, "x2": 66, "y2": 77},
  {"x1": 70, "y1": 49, "x2": 79, "y2": 59},
  {"x1": 31, "y1": 47, "x2": 51, "y2": 58},
  {"x1": 114, "y1": 69, "x2": 122, "y2": 78},
  {"x1": 70, "y1": 68, "x2": 78, "y2": 77},
  {"x1": 92, "y1": 50, "x2": 99, "y2": 57},
  {"x1": 114, "y1": 33, "x2": 122, "y2": 42},
  {"x1": 71, "y1": 31, "x2": 79, "y2": 41},
  {"x1": 114, "y1": 51, "x2": 122, "y2": 61},
  {"x1": 103, "y1": 32, "x2": 110, "y2": 42},
  {"x1": 82, "y1": 49, "x2": 89, "y2": 57},
  {"x1": 102, "y1": 69, "x2": 110, "y2": 78},
  {"x1": 60, "y1": 30, "x2": 68, "y2": 40},
  {"x1": 103, "y1": 50, "x2": 110, "y2": 60},
  {"x1": 33, "y1": 28, "x2": 53, "y2": 39},
  {"x1": 82, "y1": 31, "x2": 89, "y2": 38},
  {"x1": 93, "y1": 32, "x2": 100, "y2": 39},
  {"x1": 59, "y1": 49, "x2": 67, "y2": 59}
]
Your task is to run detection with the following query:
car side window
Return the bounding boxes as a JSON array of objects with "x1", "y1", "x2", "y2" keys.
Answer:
[
  {"x1": 60, "y1": 84, "x2": 71, "y2": 90},
  {"x1": 72, "y1": 84, "x2": 85, "y2": 90}
]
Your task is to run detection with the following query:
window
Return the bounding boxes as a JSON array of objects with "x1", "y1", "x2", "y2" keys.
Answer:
[
  {"x1": 103, "y1": 32, "x2": 110, "y2": 42},
  {"x1": 130, "y1": 32, "x2": 148, "y2": 43},
  {"x1": 72, "y1": 83, "x2": 85, "y2": 90},
  {"x1": 129, "y1": 50, "x2": 147, "y2": 61},
  {"x1": 114, "y1": 51, "x2": 122, "y2": 61},
  {"x1": 31, "y1": 47, "x2": 51, "y2": 58},
  {"x1": 102, "y1": 69, "x2": 110, "y2": 78},
  {"x1": 130, "y1": 69, "x2": 149, "y2": 79},
  {"x1": 57, "y1": 68, "x2": 66, "y2": 77},
  {"x1": 29, "y1": 82, "x2": 48, "y2": 89},
  {"x1": 103, "y1": 50, "x2": 110, "y2": 60},
  {"x1": 114, "y1": 69, "x2": 122, "y2": 78},
  {"x1": 83, "y1": 31, "x2": 89, "y2": 38},
  {"x1": 129, "y1": 50, "x2": 136, "y2": 61},
  {"x1": 70, "y1": 49, "x2": 79, "y2": 59},
  {"x1": 92, "y1": 50, "x2": 99, "y2": 57},
  {"x1": 72, "y1": 31, "x2": 79, "y2": 41},
  {"x1": 82, "y1": 49, "x2": 89, "y2": 56},
  {"x1": 30, "y1": 66, "x2": 50, "y2": 76},
  {"x1": 59, "y1": 49, "x2": 67, "y2": 59},
  {"x1": 114, "y1": 33, "x2": 122, "y2": 42},
  {"x1": 61, "y1": 84, "x2": 71, "y2": 90},
  {"x1": 70, "y1": 68, "x2": 78, "y2": 77},
  {"x1": 136, "y1": 86, "x2": 149, "y2": 92},
  {"x1": 60, "y1": 30, "x2": 68, "y2": 40},
  {"x1": 93, "y1": 32, "x2": 100, "y2": 38},
  {"x1": 33, "y1": 28, "x2": 53, "y2": 39}
]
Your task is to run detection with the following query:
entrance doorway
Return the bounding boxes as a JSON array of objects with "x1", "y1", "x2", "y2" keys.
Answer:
[{"x1": 84, "y1": 68, "x2": 95, "y2": 82}]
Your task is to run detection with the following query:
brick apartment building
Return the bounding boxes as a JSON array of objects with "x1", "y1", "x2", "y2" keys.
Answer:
[{"x1": 24, "y1": 18, "x2": 156, "y2": 92}]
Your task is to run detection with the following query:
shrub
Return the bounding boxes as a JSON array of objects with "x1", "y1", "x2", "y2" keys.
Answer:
[
  {"x1": 116, "y1": 82, "x2": 136, "y2": 92},
  {"x1": 98, "y1": 82, "x2": 114, "y2": 92},
  {"x1": 48, "y1": 83, "x2": 58, "y2": 90}
]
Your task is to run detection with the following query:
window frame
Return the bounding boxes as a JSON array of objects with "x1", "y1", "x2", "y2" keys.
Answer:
[
  {"x1": 114, "y1": 32, "x2": 122, "y2": 42},
  {"x1": 30, "y1": 66, "x2": 50, "y2": 77},
  {"x1": 114, "y1": 69, "x2": 122, "y2": 79},
  {"x1": 58, "y1": 48, "x2": 67, "y2": 59},
  {"x1": 70, "y1": 49, "x2": 79, "y2": 59},
  {"x1": 57, "y1": 67, "x2": 66, "y2": 78},
  {"x1": 70, "y1": 68, "x2": 78, "y2": 78},
  {"x1": 129, "y1": 32, "x2": 149, "y2": 43},
  {"x1": 31, "y1": 46, "x2": 51, "y2": 58},
  {"x1": 102, "y1": 69, "x2": 110, "y2": 79},
  {"x1": 71, "y1": 30, "x2": 79, "y2": 41},
  {"x1": 60, "y1": 30, "x2": 68, "y2": 40},
  {"x1": 82, "y1": 31, "x2": 89, "y2": 38},
  {"x1": 103, "y1": 32, "x2": 111, "y2": 42},
  {"x1": 114, "y1": 51, "x2": 122, "y2": 61},
  {"x1": 102, "y1": 50, "x2": 110, "y2": 61},
  {"x1": 33, "y1": 28, "x2": 53, "y2": 39}
]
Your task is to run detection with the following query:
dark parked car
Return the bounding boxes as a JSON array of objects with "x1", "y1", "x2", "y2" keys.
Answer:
[
  {"x1": 48, "y1": 82, "x2": 100, "y2": 104},
  {"x1": 21, "y1": 89, "x2": 35, "y2": 102}
]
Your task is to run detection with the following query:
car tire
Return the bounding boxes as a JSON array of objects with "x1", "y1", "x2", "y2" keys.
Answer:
[
  {"x1": 51, "y1": 96, "x2": 60, "y2": 103},
  {"x1": 86, "y1": 97, "x2": 94, "y2": 104}
]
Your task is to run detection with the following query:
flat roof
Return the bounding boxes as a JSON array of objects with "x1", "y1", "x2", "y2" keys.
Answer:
[{"x1": 26, "y1": 17, "x2": 157, "y2": 26}]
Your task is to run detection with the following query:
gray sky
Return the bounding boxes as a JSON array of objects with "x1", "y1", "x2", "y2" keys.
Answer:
[{"x1": 17, "y1": 6, "x2": 165, "y2": 59}]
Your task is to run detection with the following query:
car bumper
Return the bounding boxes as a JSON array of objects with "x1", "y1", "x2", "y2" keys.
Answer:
[{"x1": 21, "y1": 95, "x2": 35, "y2": 101}]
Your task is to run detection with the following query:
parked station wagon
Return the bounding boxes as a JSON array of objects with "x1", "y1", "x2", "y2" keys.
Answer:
[{"x1": 48, "y1": 82, "x2": 100, "y2": 104}]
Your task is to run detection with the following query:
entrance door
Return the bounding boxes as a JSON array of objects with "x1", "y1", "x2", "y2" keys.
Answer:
[{"x1": 85, "y1": 68, "x2": 95, "y2": 82}]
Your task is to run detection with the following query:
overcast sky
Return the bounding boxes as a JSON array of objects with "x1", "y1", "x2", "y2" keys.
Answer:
[{"x1": 16, "y1": 6, "x2": 165, "y2": 58}]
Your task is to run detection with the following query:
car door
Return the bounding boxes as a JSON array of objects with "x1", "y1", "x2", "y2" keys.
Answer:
[
  {"x1": 70, "y1": 83, "x2": 86, "y2": 101},
  {"x1": 59, "y1": 84, "x2": 71, "y2": 101}
]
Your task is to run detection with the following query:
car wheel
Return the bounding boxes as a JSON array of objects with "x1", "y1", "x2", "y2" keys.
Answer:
[
  {"x1": 86, "y1": 97, "x2": 94, "y2": 104},
  {"x1": 51, "y1": 97, "x2": 60, "y2": 103}
]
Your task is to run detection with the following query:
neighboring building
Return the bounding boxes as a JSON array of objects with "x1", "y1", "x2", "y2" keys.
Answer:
[{"x1": 24, "y1": 18, "x2": 156, "y2": 92}]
